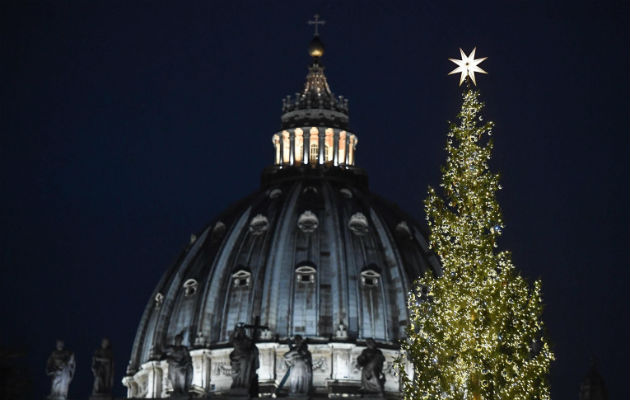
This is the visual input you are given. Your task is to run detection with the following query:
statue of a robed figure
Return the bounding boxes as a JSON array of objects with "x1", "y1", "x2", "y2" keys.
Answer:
[
  {"x1": 283, "y1": 335, "x2": 312, "y2": 396},
  {"x1": 229, "y1": 324, "x2": 260, "y2": 397},
  {"x1": 46, "y1": 340, "x2": 75, "y2": 400},
  {"x1": 162, "y1": 333, "x2": 193, "y2": 396},
  {"x1": 91, "y1": 338, "x2": 114, "y2": 397},
  {"x1": 357, "y1": 339, "x2": 385, "y2": 396}
]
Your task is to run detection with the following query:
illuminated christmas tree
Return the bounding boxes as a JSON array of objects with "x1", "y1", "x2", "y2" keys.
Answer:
[{"x1": 400, "y1": 49, "x2": 554, "y2": 400}]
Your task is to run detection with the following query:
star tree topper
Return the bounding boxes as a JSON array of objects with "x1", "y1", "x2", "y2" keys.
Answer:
[{"x1": 449, "y1": 47, "x2": 488, "y2": 86}]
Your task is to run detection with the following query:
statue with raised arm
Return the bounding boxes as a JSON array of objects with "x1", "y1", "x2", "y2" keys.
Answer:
[
  {"x1": 163, "y1": 333, "x2": 193, "y2": 395},
  {"x1": 229, "y1": 324, "x2": 259, "y2": 395},
  {"x1": 46, "y1": 340, "x2": 75, "y2": 400},
  {"x1": 91, "y1": 338, "x2": 114, "y2": 396},
  {"x1": 356, "y1": 338, "x2": 385, "y2": 395},
  {"x1": 283, "y1": 335, "x2": 312, "y2": 395}
]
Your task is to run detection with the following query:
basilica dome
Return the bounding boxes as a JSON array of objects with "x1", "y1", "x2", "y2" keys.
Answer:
[{"x1": 123, "y1": 36, "x2": 440, "y2": 399}]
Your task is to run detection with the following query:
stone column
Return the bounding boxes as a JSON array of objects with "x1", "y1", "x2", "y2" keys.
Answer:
[
  {"x1": 330, "y1": 343, "x2": 357, "y2": 381},
  {"x1": 344, "y1": 135, "x2": 350, "y2": 165},
  {"x1": 141, "y1": 360, "x2": 164, "y2": 398},
  {"x1": 190, "y1": 349, "x2": 212, "y2": 395},
  {"x1": 305, "y1": 130, "x2": 311, "y2": 165},
  {"x1": 257, "y1": 342, "x2": 278, "y2": 396},
  {"x1": 121, "y1": 376, "x2": 139, "y2": 399},
  {"x1": 319, "y1": 128, "x2": 325, "y2": 164},
  {"x1": 333, "y1": 129, "x2": 339, "y2": 166},
  {"x1": 289, "y1": 131, "x2": 295, "y2": 165}
]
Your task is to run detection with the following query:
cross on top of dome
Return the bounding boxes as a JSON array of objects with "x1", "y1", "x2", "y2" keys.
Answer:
[
  {"x1": 307, "y1": 14, "x2": 326, "y2": 59},
  {"x1": 308, "y1": 14, "x2": 326, "y2": 36}
]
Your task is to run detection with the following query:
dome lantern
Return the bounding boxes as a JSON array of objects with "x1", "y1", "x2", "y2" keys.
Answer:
[{"x1": 275, "y1": 33, "x2": 356, "y2": 169}]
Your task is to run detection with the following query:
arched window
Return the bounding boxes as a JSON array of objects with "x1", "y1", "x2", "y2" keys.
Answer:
[
  {"x1": 359, "y1": 266, "x2": 385, "y2": 339},
  {"x1": 210, "y1": 221, "x2": 226, "y2": 244},
  {"x1": 293, "y1": 263, "x2": 318, "y2": 336},
  {"x1": 183, "y1": 279, "x2": 199, "y2": 297},
  {"x1": 348, "y1": 212, "x2": 369, "y2": 236},
  {"x1": 395, "y1": 221, "x2": 412, "y2": 239},
  {"x1": 295, "y1": 265, "x2": 317, "y2": 284},
  {"x1": 154, "y1": 292, "x2": 164, "y2": 308},
  {"x1": 249, "y1": 214, "x2": 269, "y2": 236},
  {"x1": 269, "y1": 188, "x2": 283, "y2": 199},
  {"x1": 232, "y1": 269, "x2": 251, "y2": 288},
  {"x1": 222, "y1": 268, "x2": 253, "y2": 340},
  {"x1": 360, "y1": 269, "x2": 380, "y2": 287},
  {"x1": 297, "y1": 210, "x2": 319, "y2": 233}
]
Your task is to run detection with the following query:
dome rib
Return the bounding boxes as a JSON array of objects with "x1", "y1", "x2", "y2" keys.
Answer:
[
  {"x1": 321, "y1": 181, "x2": 348, "y2": 339},
  {"x1": 369, "y1": 206, "x2": 408, "y2": 340},
  {"x1": 260, "y1": 182, "x2": 303, "y2": 337},
  {"x1": 198, "y1": 206, "x2": 252, "y2": 344}
]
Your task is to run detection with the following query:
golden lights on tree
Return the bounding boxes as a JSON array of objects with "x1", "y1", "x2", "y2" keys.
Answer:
[{"x1": 399, "y1": 52, "x2": 554, "y2": 400}]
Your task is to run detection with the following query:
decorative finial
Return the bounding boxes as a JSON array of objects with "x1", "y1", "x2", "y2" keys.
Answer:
[
  {"x1": 308, "y1": 14, "x2": 326, "y2": 36},
  {"x1": 307, "y1": 14, "x2": 326, "y2": 58},
  {"x1": 448, "y1": 47, "x2": 488, "y2": 86}
]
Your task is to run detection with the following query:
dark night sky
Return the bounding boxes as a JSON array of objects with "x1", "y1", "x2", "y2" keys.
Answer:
[{"x1": 1, "y1": 1, "x2": 627, "y2": 399}]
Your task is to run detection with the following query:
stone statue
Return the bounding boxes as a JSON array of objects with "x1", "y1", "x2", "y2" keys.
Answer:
[
  {"x1": 91, "y1": 338, "x2": 114, "y2": 396},
  {"x1": 229, "y1": 324, "x2": 259, "y2": 396},
  {"x1": 162, "y1": 333, "x2": 193, "y2": 395},
  {"x1": 46, "y1": 340, "x2": 75, "y2": 400},
  {"x1": 356, "y1": 339, "x2": 385, "y2": 395},
  {"x1": 283, "y1": 335, "x2": 312, "y2": 395}
]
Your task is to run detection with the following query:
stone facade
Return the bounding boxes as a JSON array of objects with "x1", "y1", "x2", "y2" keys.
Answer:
[{"x1": 123, "y1": 343, "x2": 405, "y2": 398}]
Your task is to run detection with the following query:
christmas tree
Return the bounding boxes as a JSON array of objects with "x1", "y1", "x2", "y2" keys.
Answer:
[{"x1": 400, "y1": 49, "x2": 554, "y2": 400}]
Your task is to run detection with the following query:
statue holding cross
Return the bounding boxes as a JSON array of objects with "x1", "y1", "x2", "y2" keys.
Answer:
[{"x1": 229, "y1": 316, "x2": 268, "y2": 397}]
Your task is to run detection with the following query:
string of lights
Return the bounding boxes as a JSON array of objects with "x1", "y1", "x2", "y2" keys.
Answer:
[{"x1": 398, "y1": 85, "x2": 554, "y2": 400}]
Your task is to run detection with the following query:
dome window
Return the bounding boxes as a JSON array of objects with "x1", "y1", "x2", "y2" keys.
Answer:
[
  {"x1": 154, "y1": 292, "x2": 164, "y2": 308},
  {"x1": 211, "y1": 221, "x2": 226, "y2": 244},
  {"x1": 269, "y1": 188, "x2": 283, "y2": 199},
  {"x1": 249, "y1": 214, "x2": 269, "y2": 236},
  {"x1": 297, "y1": 210, "x2": 319, "y2": 233},
  {"x1": 295, "y1": 265, "x2": 316, "y2": 284},
  {"x1": 395, "y1": 221, "x2": 412, "y2": 239},
  {"x1": 348, "y1": 212, "x2": 369, "y2": 236},
  {"x1": 302, "y1": 185, "x2": 318, "y2": 195},
  {"x1": 232, "y1": 269, "x2": 251, "y2": 288},
  {"x1": 183, "y1": 279, "x2": 198, "y2": 297},
  {"x1": 361, "y1": 269, "x2": 380, "y2": 287},
  {"x1": 340, "y1": 188, "x2": 352, "y2": 199}
]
